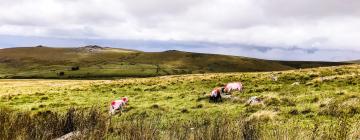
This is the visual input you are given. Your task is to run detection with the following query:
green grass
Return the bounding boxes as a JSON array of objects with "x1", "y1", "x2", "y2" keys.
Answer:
[
  {"x1": 1, "y1": 64, "x2": 360, "y2": 139},
  {"x1": 0, "y1": 46, "x2": 349, "y2": 79},
  {"x1": 0, "y1": 64, "x2": 359, "y2": 117}
]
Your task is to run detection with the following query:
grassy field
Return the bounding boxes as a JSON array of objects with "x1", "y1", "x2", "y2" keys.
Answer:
[
  {"x1": 0, "y1": 46, "x2": 348, "y2": 79},
  {"x1": 1, "y1": 64, "x2": 360, "y2": 139}
]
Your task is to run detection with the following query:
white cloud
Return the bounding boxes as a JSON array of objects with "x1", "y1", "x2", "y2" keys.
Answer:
[{"x1": 0, "y1": 0, "x2": 359, "y2": 53}]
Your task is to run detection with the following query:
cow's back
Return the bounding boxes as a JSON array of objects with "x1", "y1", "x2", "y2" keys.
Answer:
[{"x1": 226, "y1": 82, "x2": 242, "y2": 91}]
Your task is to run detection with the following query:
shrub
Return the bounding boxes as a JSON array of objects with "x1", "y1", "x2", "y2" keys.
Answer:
[
  {"x1": 245, "y1": 104, "x2": 263, "y2": 113},
  {"x1": 180, "y1": 108, "x2": 189, "y2": 113},
  {"x1": 301, "y1": 108, "x2": 312, "y2": 114},
  {"x1": 311, "y1": 97, "x2": 319, "y2": 103},
  {"x1": 151, "y1": 104, "x2": 160, "y2": 109},
  {"x1": 280, "y1": 97, "x2": 296, "y2": 106},
  {"x1": 165, "y1": 96, "x2": 173, "y2": 100},
  {"x1": 191, "y1": 104, "x2": 203, "y2": 109},
  {"x1": 289, "y1": 108, "x2": 299, "y2": 115},
  {"x1": 71, "y1": 66, "x2": 80, "y2": 71},
  {"x1": 133, "y1": 87, "x2": 142, "y2": 91},
  {"x1": 40, "y1": 97, "x2": 49, "y2": 100}
]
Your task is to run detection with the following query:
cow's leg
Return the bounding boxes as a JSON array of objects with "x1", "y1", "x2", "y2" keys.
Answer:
[
  {"x1": 110, "y1": 106, "x2": 115, "y2": 115},
  {"x1": 214, "y1": 96, "x2": 220, "y2": 103},
  {"x1": 109, "y1": 106, "x2": 113, "y2": 115},
  {"x1": 215, "y1": 96, "x2": 220, "y2": 103},
  {"x1": 119, "y1": 106, "x2": 124, "y2": 113}
]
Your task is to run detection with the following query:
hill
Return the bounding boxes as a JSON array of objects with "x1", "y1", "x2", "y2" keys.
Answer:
[
  {"x1": 348, "y1": 60, "x2": 360, "y2": 64},
  {"x1": 0, "y1": 46, "x2": 350, "y2": 79}
]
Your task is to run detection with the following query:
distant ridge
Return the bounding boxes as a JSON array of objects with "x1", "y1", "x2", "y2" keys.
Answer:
[
  {"x1": 0, "y1": 46, "x2": 351, "y2": 79},
  {"x1": 348, "y1": 60, "x2": 360, "y2": 64}
]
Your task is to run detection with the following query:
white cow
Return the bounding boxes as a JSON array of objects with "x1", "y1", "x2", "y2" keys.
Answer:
[
  {"x1": 224, "y1": 82, "x2": 243, "y2": 93},
  {"x1": 110, "y1": 97, "x2": 129, "y2": 115}
]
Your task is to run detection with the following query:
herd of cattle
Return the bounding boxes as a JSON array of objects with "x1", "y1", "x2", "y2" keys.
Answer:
[{"x1": 110, "y1": 82, "x2": 246, "y2": 115}]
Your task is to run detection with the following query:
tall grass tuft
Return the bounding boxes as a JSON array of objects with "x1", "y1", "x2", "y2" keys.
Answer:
[
  {"x1": 0, "y1": 107, "x2": 107, "y2": 140},
  {"x1": 1, "y1": 107, "x2": 360, "y2": 140}
]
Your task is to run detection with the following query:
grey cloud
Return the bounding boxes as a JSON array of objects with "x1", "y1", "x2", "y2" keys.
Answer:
[
  {"x1": 121, "y1": 0, "x2": 204, "y2": 17},
  {"x1": 260, "y1": 0, "x2": 360, "y2": 18},
  {"x1": 0, "y1": 0, "x2": 127, "y2": 27},
  {"x1": 45, "y1": 27, "x2": 98, "y2": 38},
  {"x1": 0, "y1": 0, "x2": 359, "y2": 61}
]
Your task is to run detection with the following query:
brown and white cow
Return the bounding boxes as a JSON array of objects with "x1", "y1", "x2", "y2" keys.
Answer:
[{"x1": 209, "y1": 87, "x2": 223, "y2": 102}]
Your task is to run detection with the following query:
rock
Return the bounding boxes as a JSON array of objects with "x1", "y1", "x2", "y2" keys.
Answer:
[
  {"x1": 291, "y1": 82, "x2": 300, "y2": 86},
  {"x1": 54, "y1": 131, "x2": 81, "y2": 140},
  {"x1": 272, "y1": 76, "x2": 278, "y2": 81},
  {"x1": 78, "y1": 45, "x2": 104, "y2": 53},
  {"x1": 246, "y1": 96, "x2": 262, "y2": 105}
]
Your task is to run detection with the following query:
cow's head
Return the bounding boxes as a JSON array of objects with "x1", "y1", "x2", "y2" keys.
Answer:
[{"x1": 122, "y1": 97, "x2": 129, "y2": 103}]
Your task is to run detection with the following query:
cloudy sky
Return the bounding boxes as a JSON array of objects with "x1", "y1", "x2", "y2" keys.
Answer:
[{"x1": 0, "y1": 0, "x2": 359, "y2": 61}]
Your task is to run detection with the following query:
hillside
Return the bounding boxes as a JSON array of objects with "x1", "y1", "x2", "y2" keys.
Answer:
[
  {"x1": 1, "y1": 64, "x2": 360, "y2": 139},
  {"x1": 348, "y1": 60, "x2": 360, "y2": 64},
  {"x1": 0, "y1": 46, "x2": 349, "y2": 79}
]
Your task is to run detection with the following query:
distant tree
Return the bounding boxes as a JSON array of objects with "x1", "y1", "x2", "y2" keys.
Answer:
[
  {"x1": 58, "y1": 72, "x2": 65, "y2": 76},
  {"x1": 155, "y1": 64, "x2": 160, "y2": 74},
  {"x1": 71, "y1": 66, "x2": 80, "y2": 71},
  {"x1": 35, "y1": 45, "x2": 45, "y2": 47}
]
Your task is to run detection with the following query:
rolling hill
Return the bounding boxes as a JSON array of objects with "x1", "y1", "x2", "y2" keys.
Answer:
[
  {"x1": 0, "y1": 45, "x2": 350, "y2": 79},
  {"x1": 348, "y1": 60, "x2": 360, "y2": 64}
]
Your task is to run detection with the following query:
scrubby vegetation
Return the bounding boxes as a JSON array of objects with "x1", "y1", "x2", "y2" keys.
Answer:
[
  {"x1": 1, "y1": 107, "x2": 360, "y2": 139},
  {"x1": 0, "y1": 107, "x2": 107, "y2": 139},
  {"x1": 0, "y1": 64, "x2": 359, "y2": 139}
]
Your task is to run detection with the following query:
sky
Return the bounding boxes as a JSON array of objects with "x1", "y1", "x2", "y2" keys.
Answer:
[{"x1": 0, "y1": 0, "x2": 359, "y2": 61}]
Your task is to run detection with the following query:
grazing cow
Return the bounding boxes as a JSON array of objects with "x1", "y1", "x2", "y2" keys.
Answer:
[
  {"x1": 224, "y1": 82, "x2": 243, "y2": 93},
  {"x1": 209, "y1": 87, "x2": 223, "y2": 102},
  {"x1": 110, "y1": 97, "x2": 129, "y2": 115}
]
